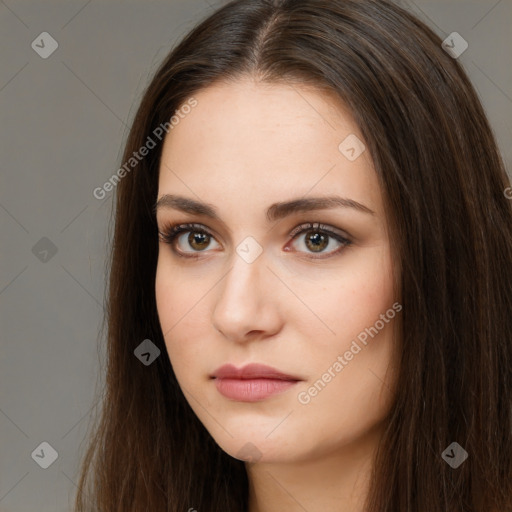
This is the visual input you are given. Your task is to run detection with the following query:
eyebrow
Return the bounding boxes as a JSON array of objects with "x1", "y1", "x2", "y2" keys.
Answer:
[{"x1": 153, "y1": 194, "x2": 375, "y2": 222}]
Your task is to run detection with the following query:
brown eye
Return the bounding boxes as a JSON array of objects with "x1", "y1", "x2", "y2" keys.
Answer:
[
  {"x1": 158, "y1": 223, "x2": 220, "y2": 258},
  {"x1": 287, "y1": 222, "x2": 352, "y2": 259},
  {"x1": 303, "y1": 230, "x2": 329, "y2": 253}
]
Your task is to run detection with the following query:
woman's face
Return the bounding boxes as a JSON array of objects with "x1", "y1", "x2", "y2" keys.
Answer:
[{"x1": 155, "y1": 78, "x2": 399, "y2": 464}]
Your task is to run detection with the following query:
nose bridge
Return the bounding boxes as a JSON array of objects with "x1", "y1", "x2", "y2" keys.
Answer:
[
  {"x1": 221, "y1": 243, "x2": 265, "y2": 306},
  {"x1": 212, "y1": 240, "x2": 274, "y2": 338}
]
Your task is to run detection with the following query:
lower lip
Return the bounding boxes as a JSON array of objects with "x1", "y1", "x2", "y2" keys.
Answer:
[{"x1": 213, "y1": 378, "x2": 299, "y2": 402}]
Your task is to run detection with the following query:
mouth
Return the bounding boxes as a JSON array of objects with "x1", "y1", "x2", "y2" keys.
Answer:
[{"x1": 210, "y1": 363, "x2": 302, "y2": 402}]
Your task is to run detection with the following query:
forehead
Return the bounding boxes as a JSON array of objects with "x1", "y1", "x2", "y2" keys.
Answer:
[
  {"x1": 162, "y1": 78, "x2": 358, "y2": 158},
  {"x1": 157, "y1": 78, "x2": 381, "y2": 217}
]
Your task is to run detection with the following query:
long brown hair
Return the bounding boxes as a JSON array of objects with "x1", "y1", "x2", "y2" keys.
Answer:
[{"x1": 75, "y1": 0, "x2": 512, "y2": 510}]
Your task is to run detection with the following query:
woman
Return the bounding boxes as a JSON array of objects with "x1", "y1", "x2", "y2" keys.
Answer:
[{"x1": 75, "y1": 0, "x2": 512, "y2": 510}]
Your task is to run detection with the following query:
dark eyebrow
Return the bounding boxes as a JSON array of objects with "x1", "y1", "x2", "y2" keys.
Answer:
[{"x1": 153, "y1": 194, "x2": 375, "y2": 221}]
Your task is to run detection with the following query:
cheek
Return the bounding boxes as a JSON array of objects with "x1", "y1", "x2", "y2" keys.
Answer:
[
  {"x1": 155, "y1": 261, "x2": 178, "y2": 336},
  {"x1": 155, "y1": 260, "x2": 204, "y2": 377},
  {"x1": 339, "y1": 255, "x2": 396, "y2": 344},
  {"x1": 291, "y1": 244, "x2": 396, "y2": 356},
  {"x1": 155, "y1": 257, "x2": 205, "y2": 333},
  {"x1": 292, "y1": 245, "x2": 398, "y2": 411}
]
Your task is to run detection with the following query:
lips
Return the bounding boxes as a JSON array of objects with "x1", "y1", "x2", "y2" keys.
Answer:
[
  {"x1": 210, "y1": 363, "x2": 302, "y2": 381},
  {"x1": 210, "y1": 363, "x2": 303, "y2": 402}
]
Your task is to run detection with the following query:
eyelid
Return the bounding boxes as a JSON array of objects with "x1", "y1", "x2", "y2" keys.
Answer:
[
  {"x1": 158, "y1": 220, "x2": 351, "y2": 242},
  {"x1": 288, "y1": 221, "x2": 350, "y2": 240},
  {"x1": 158, "y1": 222, "x2": 218, "y2": 245}
]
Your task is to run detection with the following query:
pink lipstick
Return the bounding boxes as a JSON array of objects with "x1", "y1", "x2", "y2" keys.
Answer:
[{"x1": 210, "y1": 363, "x2": 302, "y2": 402}]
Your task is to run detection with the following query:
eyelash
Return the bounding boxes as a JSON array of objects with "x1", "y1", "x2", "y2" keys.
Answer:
[{"x1": 157, "y1": 222, "x2": 352, "y2": 260}]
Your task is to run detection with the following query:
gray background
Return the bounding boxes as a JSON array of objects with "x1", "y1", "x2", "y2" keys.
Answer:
[{"x1": 1, "y1": 0, "x2": 511, "y2": 510}]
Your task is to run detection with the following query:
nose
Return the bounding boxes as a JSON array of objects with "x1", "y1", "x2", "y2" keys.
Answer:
[{"x1": 211, "y1": 247, "x2": 281, "y2": 343}]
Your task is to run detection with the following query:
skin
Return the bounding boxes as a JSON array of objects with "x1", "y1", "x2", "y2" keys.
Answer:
[{"x1": 155, "y1": 77, "x2": 400, "y2": 512}]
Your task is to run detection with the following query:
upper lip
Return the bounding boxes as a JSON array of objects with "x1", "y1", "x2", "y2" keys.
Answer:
[{"x1": 210, "y1": 363, "x2": 302, "y2": 381}]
